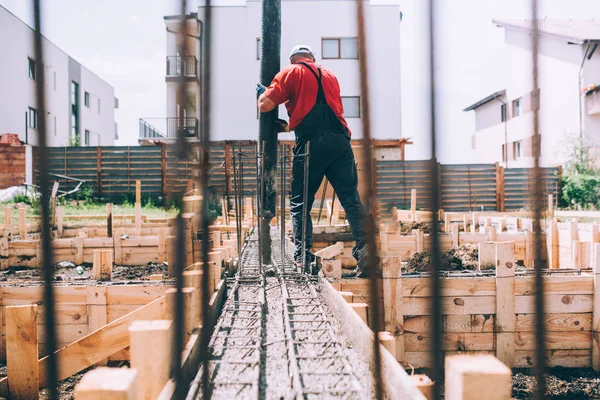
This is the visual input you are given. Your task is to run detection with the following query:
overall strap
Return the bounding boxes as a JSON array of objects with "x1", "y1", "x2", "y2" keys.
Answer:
[{"x1": 297, "y1": 62, "x2": 327, "y2": 104}]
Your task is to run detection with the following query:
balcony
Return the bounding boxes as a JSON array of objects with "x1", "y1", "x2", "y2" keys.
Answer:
[
  {"x1": 166, "y1": 56, "x2": 198, "y2": 80},
  {"x1": 139, "y1": 118, "x2": 199, "y2": 142}
]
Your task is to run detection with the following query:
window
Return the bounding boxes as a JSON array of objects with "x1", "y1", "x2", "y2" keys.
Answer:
[
  {"x1": 28, "y1": 107, "x2": 37, "y2": 129},
  {"x1": 71, "y1": 81, "x2": 80, "y2": 138},
  {"x1": 28, "y1": 58, "x2": 36, "y2": 80},
  {"x1": 502, "y1": 144, "x2": 506, "y2": 163},
  {"x1": 342, "y1": 96, "x2": 360, "y2": 118},
  {"x1": 500, "y1": 104, "x2": 507, "y2": 122},
  {"x1": 514, "y1": 140, "x2": 523, "y2": 160},
  {"x1": 84, "y1": 130, "x2": 90, "y2": 146},
  {"x1": 512, "y1": 97, "x2": 522, "y2": 118},
  {"x1": 256, "y1": 38, "x2": 261, "y2": 60},
  {"x1": 84, "y1": 92, "x2": 90, "y2": 107},
  {"x1": 322, "y1": 38, "x2": 359, "y2": 59}
]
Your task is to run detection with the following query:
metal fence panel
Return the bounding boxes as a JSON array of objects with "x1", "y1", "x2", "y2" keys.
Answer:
[{"x1": 440, "y1": 164, "x2": 497, "y2": 212}]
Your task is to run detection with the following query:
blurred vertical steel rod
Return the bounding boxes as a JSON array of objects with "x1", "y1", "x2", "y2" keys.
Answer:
[
  {"x1": 355, "y1": 0, "x2": 384, "y2": 398},
  {"x1": 33, "y1": 1, "x2": 59, "y2": 398}
]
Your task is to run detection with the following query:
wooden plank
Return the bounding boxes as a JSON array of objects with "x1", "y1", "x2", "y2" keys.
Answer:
[
  {"x1": 403, "y1": 296, "x2": 494, "y2": 316},
  {"x1": 515, "y1": 313, "x2": 592, "y2": 332},
  {"x1": 382, "y1": 256, "x2": 403, "y2": 362},
  {"x1": 514, "y1": 350, "x2": 591, "y2": 368},
  {"x1": 515, "y1": 275, "x2": 593, "y2": 295},
  {"x1": 405, "y1": 332, "x2": 495, "y2": 352},
  {"x1": 19, "y1": 207, "x2": 26, "y2": 239},
  {"x1": 514, "y1": 331, "x2": 592, "y2": 350},
  {"x1": 515, "y1": 294, "x2": 592, "y2": 314},
  {"x1": 106, "y1": 286, "x2": 169, "y2": 305},
  {"x1": 129, "y1": 320, "x2": 172, "y2": 399},
  {"x1": 37, "y1": 295, "x2": 165, "y2": 388},
  {"x1": 445, "y1": 354, "x2": 511, "y2": 400},
  {"x1": 74, "y1": 367, "x2": 137, "y2": 399},
  {"x1": 314, "y1": 242, "x2": 343, "y2": 259},
  {"x1": 404, "y1": 315, "x2": 495, "y2": 334},
  {"x1": 495, "y1": 242, "x2": 515, "y2": 366},
  {"x1": 593, "y1": 242, "x2": 600, "y2": 370},
  {"x1": 93, "y1": 250, "x2": 113, "y2": 281},
  {"x1": 6, "y1": 304, "x2": 38, "y2": 399},
  {"x1": 87, "y1": 287, "x2": 108, "y2": 365}
]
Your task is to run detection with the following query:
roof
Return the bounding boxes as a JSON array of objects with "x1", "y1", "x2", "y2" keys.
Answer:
[
  {"x1": 463, "y1": 90, "x2": 506, "y2": 112},
  {"x1": 493, "y1": 18, "x2": 600, "y2": 44}
]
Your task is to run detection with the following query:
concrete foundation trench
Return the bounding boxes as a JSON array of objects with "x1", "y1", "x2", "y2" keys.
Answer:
[{"x1": 186, "y1": 229, "x2": 375, "y2": 399}]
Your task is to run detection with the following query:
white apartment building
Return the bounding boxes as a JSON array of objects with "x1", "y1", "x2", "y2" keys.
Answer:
[
  {"x1": 146, "y1": 0, "x2": 402, "y2": 142},
  {"x1": 0, "y1": 5, "x2": 118, "y2": 147},
  {"x1": 464, "y1": 19, "x2": 600, "y2": 168}
]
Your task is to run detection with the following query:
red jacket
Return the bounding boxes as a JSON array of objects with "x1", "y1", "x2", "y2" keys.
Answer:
[{"x1": 264, "y1": 61, "x2": 351, "y2": 135}]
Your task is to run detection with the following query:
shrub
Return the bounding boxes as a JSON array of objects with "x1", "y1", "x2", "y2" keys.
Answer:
[{"x1": 559, "y1": 132, "x2": 600, "y2": 210}]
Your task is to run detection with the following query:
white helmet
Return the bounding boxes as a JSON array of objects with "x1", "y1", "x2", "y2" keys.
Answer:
[{"x1": 289, "y1": 45, "x2": 315, "y2": 59}]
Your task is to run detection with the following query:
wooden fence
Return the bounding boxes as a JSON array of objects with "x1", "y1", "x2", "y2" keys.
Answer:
[{"x1": 33, "y1": 144, "x2": 561, "y2": 213}]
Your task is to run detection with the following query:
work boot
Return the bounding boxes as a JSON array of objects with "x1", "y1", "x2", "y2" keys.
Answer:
[
  {"x1": 344, "y1": 243, "x2": 381, "y2": 279},
  {"x1": 294, "y1": 251, "x2": 315, "y2": 271}
]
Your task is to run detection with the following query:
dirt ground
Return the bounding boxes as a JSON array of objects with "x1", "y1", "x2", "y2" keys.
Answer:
[
  {"x1": 0, "y1": 262, "x2": 168, "y2": 283},
  {"x1": 404, "y1": 245, "x2": 479, "y2": 274},
  {"x1": 398, "y1": 222, "x2": 432, "y2": 235}
]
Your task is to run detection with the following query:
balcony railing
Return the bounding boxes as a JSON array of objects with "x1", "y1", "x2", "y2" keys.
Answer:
[
  {"x1": 166, "y1": 56, "x2": 198, "y2": 78},
  {"x1": 139, "y1": 118, "x2": 199, "y2": 141}
]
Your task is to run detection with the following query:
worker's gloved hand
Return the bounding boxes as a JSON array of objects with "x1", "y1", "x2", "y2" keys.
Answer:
[
  {"x1": 256, "y1": 83, "x2": 267, "y2": 98},
  {"x1": 275, "y1": 118, "x2": 290, "y2": 133}
]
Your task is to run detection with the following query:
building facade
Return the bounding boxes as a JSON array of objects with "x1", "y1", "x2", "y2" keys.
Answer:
[
  {"x1": 464, "y1": 19, "x2": 600, "y2": 168},
  {"x1": 0, "y1": 5, "x2": 118, "y2": 147},
  {"x1": 147, "y1": 0, "x2": 402, "y2": 143}
]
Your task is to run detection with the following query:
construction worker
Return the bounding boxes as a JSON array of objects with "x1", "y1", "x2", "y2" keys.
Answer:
[{"x1": 256, "y1": 44, "x2": 376, "y2": 277}]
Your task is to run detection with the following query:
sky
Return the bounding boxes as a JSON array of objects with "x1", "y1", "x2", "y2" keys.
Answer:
[{"x1": 1, "y1": 0, "x2": 600, "y2": 161}]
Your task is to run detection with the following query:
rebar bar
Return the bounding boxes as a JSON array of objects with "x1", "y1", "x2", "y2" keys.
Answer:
[
  {"x1": 355, "y1": 0, "x2": 384, "y2": 398},
  {"x1": 301, "y1": 141, "x2": 311, "y2": 274},
  {"x1": 33, "y1": 1, "x2": 59, "y2": 397},
  {"x1": 530, "y1": 1, "x2": 547, "y2": 398}
]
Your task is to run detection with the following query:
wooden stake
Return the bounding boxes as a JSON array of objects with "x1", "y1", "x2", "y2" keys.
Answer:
[
  {"x1": 547, "y1": 220, "x2": 559, "y2": 269},
  {"x1": 165, "y1": 288, "x2": 197, "y2": 341},
  {"x1": 74, "y1": 237, "x2": 84, "y2": 265},
  {"x1": 525, "y1": 231, "x2": 534, "y2": 267},
  {"x1": 350, "y1": 303, "x2": 368, "y2": 324},
  {"x1": 489, "y1": 226, "x2": 498, "y2": 242},
  {"x1": 321, "y1": 259, "x2": 342, "y2": 279},
  {"x1": 414, "y1": 229, "x2": 424, "y2": 253},
  {"x1": 548, "y1": 193, "x2": 554, "y2": 218},
  {"x1": 56, "y1": 206, "x2": 64, "y2": 237},
  {"x1": 444, "y1": 214, "x2": 451, "y2": 233},
  {"x1": 106, "y1": 203, "x2": 113, "y2": 238},
  {"x1": 114, "y1": 228, "x2": 124, "y2": 265},
  {"x1": 378, "y1": 331, "x2": 396, "y2": 356},
  {"x1": 331, "y1": 200, "x2": 341, "y2": 225},
  {"x1": 3, "y1": 206, "x2": 12, "y2": 235},
  {"x1": 135, "y1": 180, "x2": 141, "y2": 204},
  {"x1": 593, "y1": 243, "x2": 600, "y2": 371},
  {"x1": 495, "y1": 241, "x2": 515, "y2": 367},
  {"x1": 572, "y1": 240, "x2": 582, "y2": 269},
  {"x1": 478, "y1": 242, "x2": 495, "y2": 271},
  {"x1": 245, "y1": 198, "x2": 253, "y2": 225},
  {"x1": 93, "y1": 250, "x2": 113, "y2": 281},
  {"x1": 74, "y1": 367, "x2": 137, "y2": 400},
  {"x1": 87, "y1": 287, "x2": 108, "y2": 366},
  {"x1": 135, "y1": 202, "x2": 142, "y2": 237},
  {"x1": 183, "y1": 270, "x2": 203, "y2": 289},
  {"x1": 593, "y1": 224, "x2": 600, "y2": 244},
  {"x1": 158, "y1": 228, "x2": 167, "y2": 263},
  {"x1": 463, "y1": 214, "x2": 470, "y2": 234},
  {"x1": 451, "y1": 223, "x2": 460, "y2": 247},
  {"x1": 18, "y1": 207, "x2": 26, "y2": 239},
  {"x1": 445, "y1": 354, "x2": 511, "y2": 400},
  {"x1": 382, "y1": 256, "x2": 404, "y2": 363},
  {"x1": 129, "y1": 320, "x2": 172, "y2": 400},
  {"x1": 471, "y1": 212, "x2": 478, "y2": 233},
  {"x1": 410, "y1": 189, "x2": 417, "y2": 222},
  {"x1": 6, "y1": 304, "x2": 38, "y2": 399}
]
